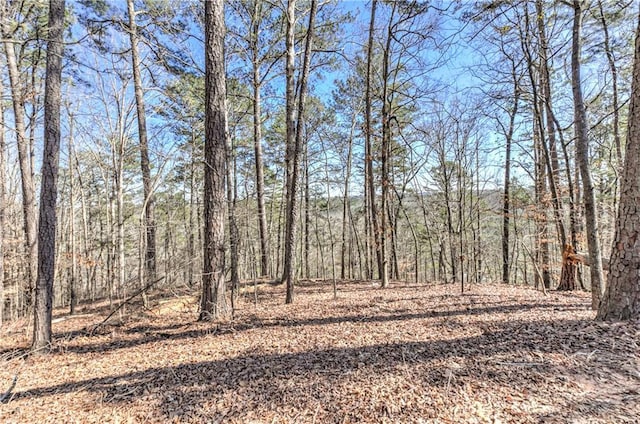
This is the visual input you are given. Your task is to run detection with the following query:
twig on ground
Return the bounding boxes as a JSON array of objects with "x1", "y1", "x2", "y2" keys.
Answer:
[
  {"x1": 0, "y1": 375, "x2": 17, "y2": 404},
  {"x1": 90, "y1": 276, "x2": 166, "y2": 336}
]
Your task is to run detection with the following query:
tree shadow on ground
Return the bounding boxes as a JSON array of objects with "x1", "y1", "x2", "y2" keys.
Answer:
[
  {"x1": 44, "y1": 300, "x2": 587, "y2": 356},
  {"x1": 8, "y1": 316, "x2": 639, "y2": 422}
]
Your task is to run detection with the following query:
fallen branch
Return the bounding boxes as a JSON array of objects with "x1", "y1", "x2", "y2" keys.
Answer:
[
  {"x1": 90, "y1": 276, "x2": 166, "y2": 336},
  {"x1": 0, "y1": 375, "x2": 17, "y2": 404},
  {"x1": 496, "y1": 361, "x2": 544, "y2": 367}
]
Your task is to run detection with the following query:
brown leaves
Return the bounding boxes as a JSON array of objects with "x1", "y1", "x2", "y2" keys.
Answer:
[{"x1": 0, "y1": 282, "x2": 639, "y2": 423}]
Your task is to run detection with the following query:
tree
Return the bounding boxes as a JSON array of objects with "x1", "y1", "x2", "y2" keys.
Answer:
[
  {"x1": 281, "y1": 0, "x2": 317, "y2": 304},
  {"x1": 32, "y1": 0, "x2": 65, "y2": 352},
  {"x1": 597, "y1": 7, "x2": 640, "y2": 321},
  {"x1": 126, "y1": 0, "x2": 156, "y2": 300},
  {"x1": 200, "y1": 0, "x2": 229, "y2": 321},
  {"x1": 0, "y1": 67, "x2": 5, "y2": 327},
  {"x1": 571, "y1": 0, "x2": 605, "y2": 309},
  {"x1": 227, "y1": 0, "x2": 280, "y2": 278},
  {"x1": 1, "y1": 0, "x2": 41, "y2": 309},
  {"x1": 364, "y1": 0, "x2": 382, "y2": 284}
]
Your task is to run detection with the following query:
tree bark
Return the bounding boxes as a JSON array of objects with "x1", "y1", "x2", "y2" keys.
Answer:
[
  {"x1": 32, "y1": 0, "x2": 65, "y2": 353},
  {"x1": 3, "y1": 20, "x2": 38, "y2": 309},
  {"x1": 226, "y1": 116, "x2": 240, "y2": 317},
  {"x1": 379, "y1": 1, "x2": 397, "y2": 288},
  {"x1": 250, "y1": 0, "x2": 270, "y2": 278},
  {"x1": 341, "y1": 116, "x2": 357, "y2": 280},
  {"x1": 597, "y1": 7, "x2": 640, "y2": 321},
  {"x1": 68, "y1": 109, "x2": 77, "y2": 314},
  {"x1": 126, "y1": 0, "x2": 156, "y2": 295},
  {"x1": 200, "y1": 0, "x2": 229, "y2": 321},
  {"x1": 502, "y1": 63, "x2": 520, "y2": 284},
  {"x1": 0, "y1": 70, "x2": 5, "y2": 327},
  {"x1": 364, "y1": 0, "x2": 382, "y2": 282},
  {"x1": 571, "y1": 0, "x2": 605, "y2": 308},
  {"x1": 281, "y1": 0, "x2": 317, "y2": 304}
]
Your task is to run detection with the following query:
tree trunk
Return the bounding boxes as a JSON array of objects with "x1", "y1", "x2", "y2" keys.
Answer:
[
  {"x1": 188, "y1": 130, "x2": 197, "y2": 287},
  {"x1": 249, "y1": 0, "x2": 271, "y2": 279},
  {"x1": 226, "y1": 115, "x2": 240, "y2": 317},
  {"x1": 364, "y1": 0, "x2": 382, "y2": 282},
  {"x1": 281, "y1": 0, "x2": 297, "y2": 295},
  {"x1": 200, "y1": 0, "x2": 229, "y2": 321},
  {"x1": 571, "y1": 0, "x2": 605, "y2": 308},
  {"x1": 282, "y1": 0, "x2": 317, "y2": 303},
  {"x1": 597, "y1": 7, "x2": 640, "y2": 321},
  {"x1": 596, "y1": 0, "x2": 622, "y2": 165},
  {"x1": 502, "y1": 66, "x2": 519, "y2": 284},
  {"x1": 341, "y1": 117, "x2": 356, "y2": 280},
  {"x1": 68, "y1": 110, "x2": 77, "y2": 314},
  {"x1": 3, "y1": 27, "x2": 38, "y2": 309},
  {"x1": 32, "y1": 0, "x2": 64, "y2": 353},
  {"x1": 0, "y1": 71, "x2": 5, "y2": 327},
  {"x1": 126, "y1": 0, "x2": 156, "y2": 297}
]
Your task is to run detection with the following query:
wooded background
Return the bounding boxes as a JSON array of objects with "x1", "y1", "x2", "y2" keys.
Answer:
[{"x1": 0, "y1": 0, "x2": 638, "y2": 330}]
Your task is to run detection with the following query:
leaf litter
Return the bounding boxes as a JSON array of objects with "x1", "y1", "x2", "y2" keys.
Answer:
[{"x1": 0, "y1": 280, "x2": 638, "y2": 423}]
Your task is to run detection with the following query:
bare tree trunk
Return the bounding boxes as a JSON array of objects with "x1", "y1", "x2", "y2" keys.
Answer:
[
  {"x1": 364, "y1": 0, "x2": 382, "y2": 282},
  {"x1": 200, "y1": 0, "x2": 229, "y2": 321},
  {"x1": 188, "y1": 130, "x2": 197, "y2": 287},
  {"x1": 3, "y1": 26, "x2": 38, "y2": 309},
  {"x1": 68, "y1": 109, "x2": 77, "y2": 314},
  {"x1": 597, "y1": 8, "x2": 640, "y2": 321},
  {"x1": 502, "y1": 64, "x2": 520, "y2": 284},
  {"x1": 226, "y1": 119, "x2": 240, "y2": 317},
  {"x1": 0, "y1": 72, "x2": 5, "y2": 327},
  {"x1": 282, "y1": 0, "x2": 317, "y2": 303},
  {"x1": 126, "y1": 0, "x2": 156, "y2": 300},
  {"x1": 341, "y1": 118, "x2": 356, "y2": 280},
  {"x1": 281, "y1": 0, "x2": 297, "y2": 293},
  {"x1": 250, "y1": 0, "x2": 270, "y2": 278},
  {"x1": 571, "y1": 0, "x2": 605, "y2": 308},
  {"x1": 33, "y1": 0, "x2": 64, "y2": 352},
  {"x1": 596, "y1": 0, "x2": 622, "y2": 165},
  {"x1": 304, "y1": 143, "x2": 310, "y2": 279}
]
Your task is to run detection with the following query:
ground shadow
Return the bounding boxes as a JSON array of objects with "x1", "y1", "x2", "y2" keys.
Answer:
[{"x1": 7, "y1": 316, "x2": 637, "y2": 422}]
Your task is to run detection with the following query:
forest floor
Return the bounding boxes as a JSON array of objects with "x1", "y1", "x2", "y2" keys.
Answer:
[{"x1": 0, "y1": 280, "x2": 639, "y2": 423}]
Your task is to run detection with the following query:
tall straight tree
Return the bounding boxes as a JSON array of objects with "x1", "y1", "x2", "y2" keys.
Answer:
[
  {"x1": 571, "y1": 0, "x2": 604, "y2": 308},
  {"x1": 364, "y1": 0, "x2": 381, "y2": 282},
  {"x1": 126, "y1": 0, "x2": 156, "y2": 292},
  {"x1": 249, "y1": 0, "x2": 272, "y2": 278},
  {"x1": 0, "y1": 72, "x2": 5, "y2": 327},
  {"x1": 281, "y1": 0, "x2": 317, "y2": 303},
  {"x1": 597, "y1": 6, "x2": 640, "y2": 321},
  {"x1": 33, "y1": 0, "x2": 64, "y2": 352},
  {"x1": 1, "y1": 1, "x2": 38, "y2": 307},
  {"x1": 502, "y1": 60, "x2": 520, "y2": 285},
  {"x1": 281, "y1": 0, "x2": 297, "y2": 299},
  {"x1": 200, "y1": 0, "x2": 229, "y2": 321}
]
